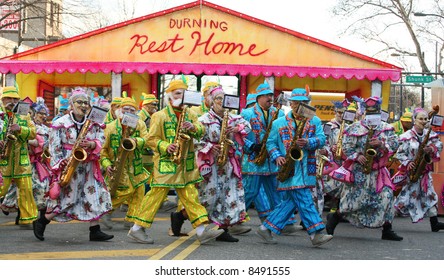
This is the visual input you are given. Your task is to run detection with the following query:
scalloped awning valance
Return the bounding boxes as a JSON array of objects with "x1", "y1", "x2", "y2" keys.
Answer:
[{"x1": 0, "y1": 60, "x2": 401, "y2": 81}]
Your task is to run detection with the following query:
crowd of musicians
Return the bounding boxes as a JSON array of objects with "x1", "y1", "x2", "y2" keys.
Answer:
[{"x1": 0, "y1": 78, "x2": 443, "y2": 248}]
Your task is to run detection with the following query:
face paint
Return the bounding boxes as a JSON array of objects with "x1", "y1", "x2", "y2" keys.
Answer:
[
  {"x1": 72, "y1": 98, "x2": 89, "y2": 117},
  {"x1": 414, "y1": 112, "x2": 429, "y2": 130}
]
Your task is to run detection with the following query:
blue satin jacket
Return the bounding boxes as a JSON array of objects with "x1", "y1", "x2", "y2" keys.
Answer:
[
  {"x1": 240, "y1": 104, "x2": 285, "y2": 175},
  {"x1": 266, "y1": 112, "x2": 325, "y2": 190}
]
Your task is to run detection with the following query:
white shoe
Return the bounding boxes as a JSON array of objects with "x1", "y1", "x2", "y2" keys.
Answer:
[
  {"x1": 228, "y1": 223, "x2": 252, "y2": 235},
  {"x1": 101, "y1": 213, "x2": 113, "y2": 229},
  {"x1": 196, "y1": 227, "x2": 224, "y2": 244},
  {"x1": 127, "y1": 228, "x2": 154, "y2": 244},
  {"x1": 256, "y1": 227, "x2": 277, "y2": 244},
  {"x1": 311, "y1": 232, "x2": 333, "y2": 247},
  {"x1": 281, "y1": 224, "x2": 302, "y2": 236}
]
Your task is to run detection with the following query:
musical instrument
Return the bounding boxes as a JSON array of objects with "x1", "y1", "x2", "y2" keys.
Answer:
[
  {"x1": 277, "y1": 111, "x2": 307, "y2": 182},
  {"x1": 317, "y1": 154, "x2": 330, "y2": 179},
  {"x1": 108, "y1": 125, "x2": 136, "y2": 197},
  {"x1": 172, "y1": 105, "x2": 191, "y2": 165},
  {"x1": 334, "y1": 120, "x2": 345, "y2": 161},
  {"x1": 409, "y1": 105, "x2": 439, "y2": 183},
  {"x1": 59, "y1": 119, "x2": 90, "y2": 187},
  {"x1": 0, "y1": 112, "x2": 17, "y2": 160},
  {"x1": 217, "y1": 109, "x2": 234, "y2": 168},
  {"x1": 253, "y1": 106, "x2": 280, "y2": 165},
  {"x1": 363, "y1": 126, "x2": 377, "y2": 174}
]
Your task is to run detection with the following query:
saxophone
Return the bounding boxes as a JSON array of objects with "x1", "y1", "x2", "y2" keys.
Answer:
[
  {"x1": 0, "y1": 112, "x2": 18, "y2": 160},
  {"x1": 277, "y1": 114, "x2": 307, "y2": 182},
  {"x1": 334, "y1": 120, "x2": 345, "y2": 161},
  {"x1": 172, "y1": 105, "x2": 191, "y2": 165},
  {"x1": 217, "y1": 109, "x2": 234, "y2": 168},
  {"x1": 363, "y1": 126, "x2": 377, "y2": 174},
  {"x1": 253, "y1": 107, "x2": 280, "y2": 165},
  {"x1": 108, "y1": 125, "x2": 136, "y2": 197},
  {"x1": 59, "y1": 119, "x2": 90, "y2": 187},
  {"x1": 317, "y1": 154, "x2": 330, "y2": 179},
  {"x1": 409, "y1": 106, "x2": 439, "y2": 183}
]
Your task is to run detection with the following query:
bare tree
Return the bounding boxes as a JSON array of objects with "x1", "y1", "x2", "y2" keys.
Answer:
[
  {"x1": 332, "y1": 0, "x2": 443, "y2": 75},
  {"x1": 0, "y1": 0, "x2": 101, "y2": 45}
]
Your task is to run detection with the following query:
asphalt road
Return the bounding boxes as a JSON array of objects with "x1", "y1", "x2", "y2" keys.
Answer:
[{"x1": 1, "y1": 197, "x2": 444, "y2": 261}]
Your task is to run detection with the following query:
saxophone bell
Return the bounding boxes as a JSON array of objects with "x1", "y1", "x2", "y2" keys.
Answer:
[{"x1": 289, "y1": 146, "x2": 303, "y2": 161}]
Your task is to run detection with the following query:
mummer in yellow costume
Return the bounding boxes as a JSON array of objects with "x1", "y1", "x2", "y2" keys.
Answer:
[
  {"x1": 128, "y1": 79, "x2": 224, "y2": 244},
  {"x1": 0, "y1": 86, "x2": 38, "y2": 226},
  {"x1": 100, "y1": 97, "x2": 150, "y2": 229}
]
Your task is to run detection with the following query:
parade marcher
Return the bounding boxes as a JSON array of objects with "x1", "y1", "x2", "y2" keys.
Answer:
[
  {"x1": 393, "y1": 107, "x2": 444, "y2": 232},
  {"x1": 0, "y1": 86, "x2": 38, "y2": 227},
  {"x1": 1, "y1": 97, "x2": 52, "y2": 226},
  {"x1": 327, "y1": 96, "x2": 403, "y2": 241},
  {"x1": 52, "y1": 94, "x2": 69, "y2": 122},
  {"x1": 390, "y1": 108, "x2": 413, "y2": 136},
  {"x1": 127, "y1": 79, "x2": 224, "y2": 244},
  {"x1": 257, "y1": 87, "x2": 333, "y2": 247},
  {"x1": 138, "y1": 93, "x2": 177, "y2": 211},
  {"x1": 241, "y1": 92, "x2": 272, "y2": 222},
  {"x1": 105, "y1": 96, "x2": 123, "y2": 124},
  {"x1": 240, "y1": 82, "x2": 300, "y2": 235},
  {"x1": 191, "y1": 81, "x2": 220, "y2": 118},
  {"x1": 321, "y1": 99, "x2": 354, "y2": 213},
  {"x1": 100, "y1": 97, "x2": 150, "y2": 230},
  {"x1": 195, "y1": 86, "x2": 251, "y2": 242},
  {"x1": 32, "y1": 87, "x2": 114, "y2": 242}
]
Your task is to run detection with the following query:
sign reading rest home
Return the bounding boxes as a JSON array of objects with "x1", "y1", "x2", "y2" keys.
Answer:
[{"x1": 406, "y1": 75, "x2": 434, "y2": 83}]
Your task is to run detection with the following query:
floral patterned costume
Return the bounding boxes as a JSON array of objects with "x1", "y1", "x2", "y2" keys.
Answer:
[
  {"x1": 394, "y1": 127, "x2": 442, "y2": 222},
  {"x1": 196, "y1": 109, "x2": 250, "y2": 226},
  {"x1": 47, "y1": 113, "x2": 112, "y2": 222},
  {"x1": 339, "y1": 120, "x2": 399, "y2": 228}
]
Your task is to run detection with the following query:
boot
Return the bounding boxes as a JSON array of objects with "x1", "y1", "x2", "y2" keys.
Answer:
[
  {"x1": 33, "y1": 215, "x2": 50, "y2": 241},
  {"x1": 430, "y1": 216, "x2": 444, "y2": 232},
  {"x1": 89, "y1": 225, "x2": 114, "y2": 241},
  {"x1": 170, "y1": 211, "x2": 186, "y2": 236},
  {"x1": 381, "y1": 222, "x2": 403, "y2": 241},
  {"x1": 216, "y1": 228, "x2": 239, "y2": 242},
  {"x1": 326, "y1": 212, "x2": 340, "y2": 235},
  {"x1": 300, "y1": 221, "x2": 307, "y2": 231},
  {"x1": 15, "y1": 210, "x2": 20, "y2": 225}
]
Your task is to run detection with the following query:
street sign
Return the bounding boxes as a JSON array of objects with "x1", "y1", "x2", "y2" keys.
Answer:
[{"x1": 406, "y1": 75, "x2": 434, "y2": 83}]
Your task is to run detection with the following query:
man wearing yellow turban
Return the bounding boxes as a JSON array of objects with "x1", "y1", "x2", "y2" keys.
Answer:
[
  {"x1": 0, "y1": 86, "x2": 38, "y2": 227},
  {"x1": 100, "y1": 97, "x2": 151, "y2": 232},
  {"x1": 390, "y1": 108, "x2": 413, "y2": 136},
  {"x1": 128, "y1": 79, "x2": 224, "y2": 244}
]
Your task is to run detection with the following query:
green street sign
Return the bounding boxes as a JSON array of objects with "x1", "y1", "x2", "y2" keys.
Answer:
[{"x1": 406, "y1": 75, "x2": 434, "y2": 83}]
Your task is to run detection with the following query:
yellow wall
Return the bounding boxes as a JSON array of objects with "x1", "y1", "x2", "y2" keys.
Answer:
[{"x1": 15, "y1": 72, "x2": 151, "y2": 106}]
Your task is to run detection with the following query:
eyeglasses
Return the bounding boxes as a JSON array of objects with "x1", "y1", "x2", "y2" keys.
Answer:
[
  {"x1": 213, "y1": 97, "x2": 223, "y2": 101},
  {"x1": 75, "y1": 100, "x2": 89, "y2": 106}
]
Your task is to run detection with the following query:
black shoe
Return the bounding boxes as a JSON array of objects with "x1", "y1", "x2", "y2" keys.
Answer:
[
  {"x1": 33, "y1": 220, "x2": 46, "y2": 241},
  {"x1": 216, "y1": 230, "x2": 239, "y2": 242},
  {"x1": 89, "y1": 225, "x2": 114, "y2": 241},
  {"x1": 2, "y1": 209, "x2": 9, "y2": 216},
  {"x1": 430, "y1": 216, "x2": 444, "y2": 232},
  {"x1": 300, "y1": 221, "x2": 307, "y2": 231},
  {"x1": 170, "y1": 212, "x2": 185, "y2": 236},
  {"x1": 381, "y1": 230, "x2": 403, "y2": 241},
  {"x1": 326, "y1": 212, "x2": 340, "y2": 235}
]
